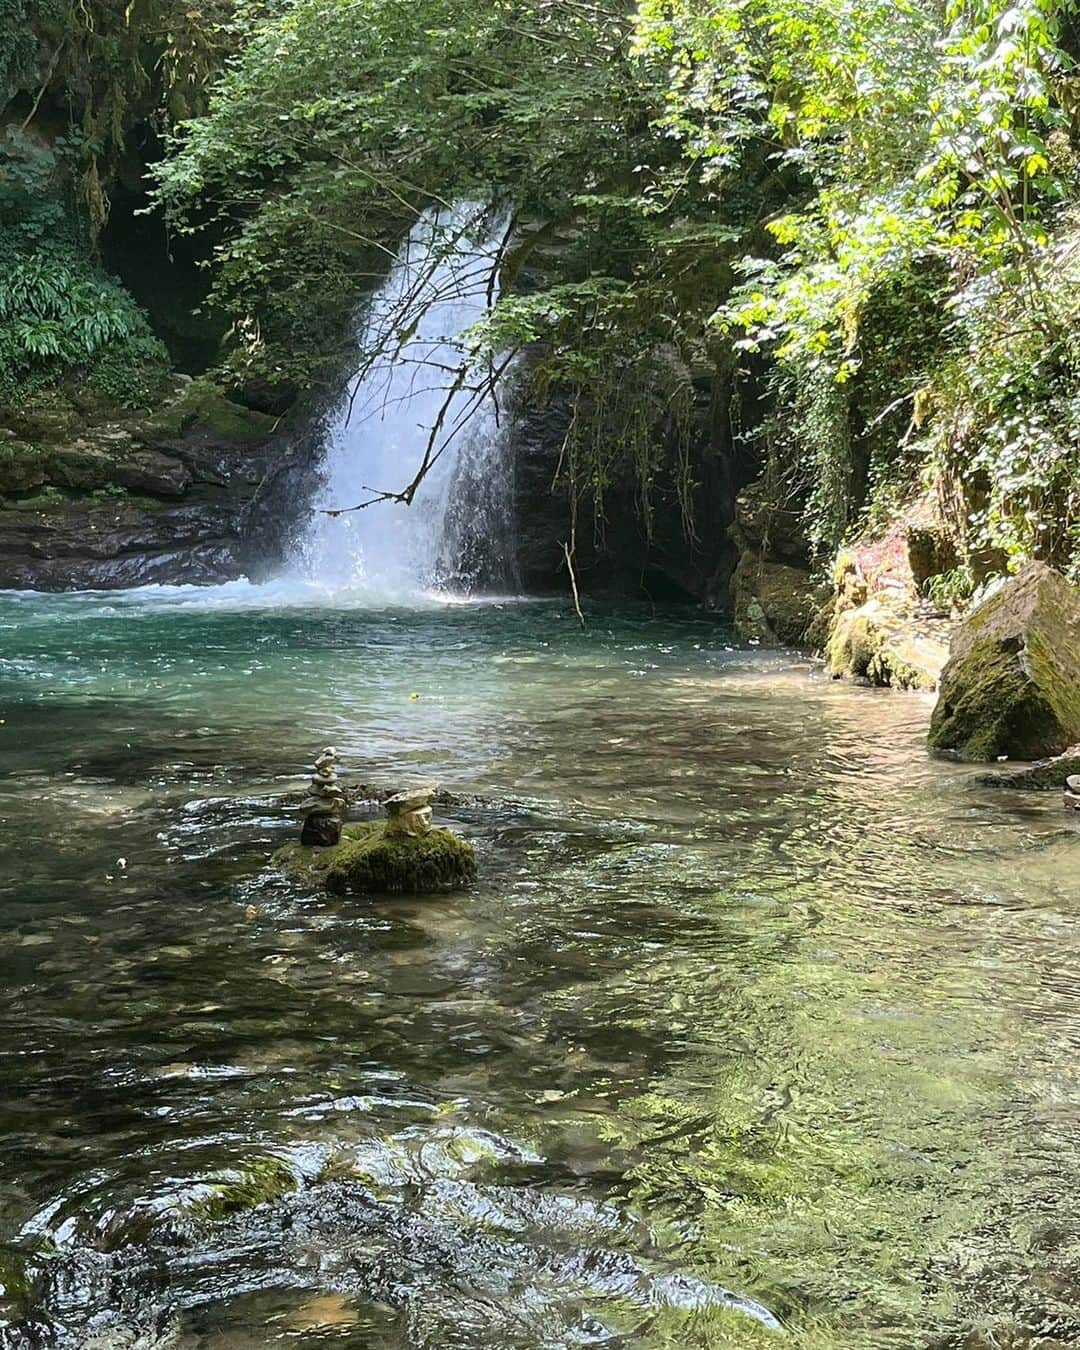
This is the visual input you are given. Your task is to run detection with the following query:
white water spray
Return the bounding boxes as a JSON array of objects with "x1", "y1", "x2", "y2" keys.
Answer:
[{"x1": 295, "y1": 205, "x2": 516, "y2": 599}]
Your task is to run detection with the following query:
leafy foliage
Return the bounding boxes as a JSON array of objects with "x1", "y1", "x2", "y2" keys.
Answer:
[
  {"x1": 0, "y1": 132, "x2": 167, "y2": 409},
  {"x1": 146, "y1": 0, "x2": 1080, "y2": 576}
]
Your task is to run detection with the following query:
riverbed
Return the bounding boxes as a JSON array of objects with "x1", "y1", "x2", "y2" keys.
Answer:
[{"x1": 0, "y1": 587, "x2": 1077, "y2": 1348}]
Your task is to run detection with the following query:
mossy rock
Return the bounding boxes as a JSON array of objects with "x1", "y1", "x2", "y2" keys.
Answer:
[
  {"x1": 974, "y1": 745, "x2": 1080, "y2": 789},
  {"x1": 144, "y1": 376, "x2": 278, "y2": 442},
  {"x1": 276, "y1": 821, "x2": 476, "y2": 895},
  {"x1": 731, "y1": 553, "x2": 830, "y2": 647},
  {"x1": 825, "y1": 599, "x2": 946, "y2": 691},
  {"x1": 186, "y1": 1155, "x2": 299, "y2": 1222},
  {"x1": 929, "y1": 562, "x2": 1080, "y2": 761}
]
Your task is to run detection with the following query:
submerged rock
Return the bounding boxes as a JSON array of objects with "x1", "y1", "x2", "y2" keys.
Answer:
[
  {"x1": 974, "y1": 744, "x2": 1080, "y2": 790},
  {"x1": 278, "y1": 821, "x2": 475, "y2": 895},
  {"x1": 929, "y1": 563, "x2": 1080, "y2": 761}
]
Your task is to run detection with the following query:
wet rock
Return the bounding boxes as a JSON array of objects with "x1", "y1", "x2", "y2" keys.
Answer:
[
  {"x1": 300, "y1": 813, "x2": 342, "y2": 846},
  {"x1": 277, "y1": 821, "x2": 476, "y2": 895},
  {"x1": 185, "y1": 1155, "x2": 300, "y2": 1222},
  {"x1": 510, "y1": 361, "x2": 743, "y2": 604},
  {"x1": 1066, "y1": 775, "x2": 1080, "y2": 811},
  {"x1": 974, "y1": 745, "x2": 1080, "y2": 790},
  {"x1": 929, "y1": 562, "x2": 1080, "y2": 761},
  {"x1": 0, "y1": 376, "x2": 296, "y2": 591}
]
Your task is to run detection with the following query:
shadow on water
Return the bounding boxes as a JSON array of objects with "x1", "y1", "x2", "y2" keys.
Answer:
[{"x1": 0, "y1": 595, "x2": 1079, "y2": 1346}]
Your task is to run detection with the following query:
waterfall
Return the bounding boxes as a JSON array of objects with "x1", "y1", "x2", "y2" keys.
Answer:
[{"x1": 295, "y1": 204, "x2": 516, "y2": 599}]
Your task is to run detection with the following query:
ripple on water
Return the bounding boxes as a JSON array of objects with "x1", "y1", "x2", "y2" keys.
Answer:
[{"x1": 1, "y1": 595, "x2": 1079, "y2": 1348}]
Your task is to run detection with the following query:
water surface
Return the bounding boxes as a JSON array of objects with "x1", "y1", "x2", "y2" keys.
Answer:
[{"x1": 0, "y1": 589, "x2": 1077, "y2": 1348}]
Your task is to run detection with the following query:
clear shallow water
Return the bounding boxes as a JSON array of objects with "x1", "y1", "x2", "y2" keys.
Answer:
[{"x1": 0, "y1": 589, "x2": 1078, "y2": 1349}]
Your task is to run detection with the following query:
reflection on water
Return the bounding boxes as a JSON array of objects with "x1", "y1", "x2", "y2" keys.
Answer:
[{"x1": 0, "y1": 593, "x2": 1078, "y2": 1348}]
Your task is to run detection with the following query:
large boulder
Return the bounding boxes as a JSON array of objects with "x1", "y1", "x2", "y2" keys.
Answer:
[
  {"x1": 731, "y1": 553, "x2": 829, "y2": 646},
  {"x1": 928, "y1": 562, "x2": 1080, "y2": 761}
]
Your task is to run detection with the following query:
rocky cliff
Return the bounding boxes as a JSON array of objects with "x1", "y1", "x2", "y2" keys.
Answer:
[{"x1": 0, "y1": 377, "x2": 302, "y2": 590}]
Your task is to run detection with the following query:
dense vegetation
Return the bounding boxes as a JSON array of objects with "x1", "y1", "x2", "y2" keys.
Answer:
[{"x1": 4, "y1": 0, "x2": 1080, "y2": 586}]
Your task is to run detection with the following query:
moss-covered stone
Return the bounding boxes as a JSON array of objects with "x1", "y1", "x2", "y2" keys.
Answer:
[
  {"x1": 144, "y1": 376, "x2": 277, "y2": 441},
  {"x1": 974, "y1": 745, "x2": 1080, "y2": 789},
  {"x1": 826, "y1": 599, "x2": 947, "y2": 691},
  {"x1": 929, "y1": 562, "x2": 1080, "y2": 760},
  {"x1": 277, "y1": 821, "x2": 476, "y2": 895},
  {"x1": 186, "y1": 1155, "x2": 299, "y2": 1222},
  {"x1": 731, "y1": 553, "x2": 829, "y2": 647}
]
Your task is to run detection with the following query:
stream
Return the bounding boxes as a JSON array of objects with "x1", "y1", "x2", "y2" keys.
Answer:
[{"x1": 1, "y1": 587, "x2": 1079, "y2": 1348}]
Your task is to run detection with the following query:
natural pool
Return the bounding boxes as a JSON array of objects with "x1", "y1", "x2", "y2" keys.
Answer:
[{"x1": 0, "y1": 587, "x2": 1077, "y2": 1348}]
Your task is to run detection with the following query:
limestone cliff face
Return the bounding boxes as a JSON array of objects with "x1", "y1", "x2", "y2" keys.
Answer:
[{"x1": 511, "y1": 375, "x2": 746, "y2": 605}]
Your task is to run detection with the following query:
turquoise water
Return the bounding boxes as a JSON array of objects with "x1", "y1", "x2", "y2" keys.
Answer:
[{"x1": 0, "y1": 585, "x2": 1078, "y2": 1348}]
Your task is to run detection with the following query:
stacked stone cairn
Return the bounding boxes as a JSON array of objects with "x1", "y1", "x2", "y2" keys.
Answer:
[
  {"x1": 300, "y1": 746, "x2": 345, "y2": 845},
  {"x1": 1067, "y1": 775, "x2": 1080, "y2": 812}
]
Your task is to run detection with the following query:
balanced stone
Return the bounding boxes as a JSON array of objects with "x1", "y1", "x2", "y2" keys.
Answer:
[{"x1": 384, "y1": 785, "x2": 435, "y2": 838}]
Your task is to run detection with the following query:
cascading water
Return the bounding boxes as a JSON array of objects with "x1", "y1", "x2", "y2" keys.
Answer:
[{"x1": 295, "y1": 204, "x2": 517, "y2": 599}]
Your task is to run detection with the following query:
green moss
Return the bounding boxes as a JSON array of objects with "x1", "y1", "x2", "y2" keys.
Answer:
[
  {"x1": 0, "y1": 438, "x2": 50, "y2": 495},
  {"x1": 975, "y1": 745, "x2": 1080, "y2": 788},
  {"x1": 146, "y1": 376, "x2": 277, "y2": 441},
  {"x1": 828, "y1": 610, "x2": 880, "y2": 680},
  {"x1": 277, "y1": 821, "x2": 476, "y2": 895},
  {"x1": 4, "y1": 485, "x2": 68, "y2": 512},
  {"x1": 733, "y1": 556, "x2": 828, "y2": 647},
  {"x1": 186, "y1": 1155, "x2": 299, "y2": 1222},
  {"x1": 929, "y1": 565, "x2": 1080, "y2": 760},
  {"x1": 929, "y1": 635, "x2": 1060, "y2": 760}
]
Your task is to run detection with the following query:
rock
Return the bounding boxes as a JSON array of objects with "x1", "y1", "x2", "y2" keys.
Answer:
[
  {"x1": 509, "y1": 361, "x2": 742, "y2": 604},
  {"x1": 300, "y1": 813, "x2": 342, "y2": 846},
  {"x1": 277, "y1": 822, "x2": 476, "y2": 895},
  {"x1": 730, "y1": 481, "x2": 809, "y2": 566},
  {"x1": 141, "y1": 376, "x2": 278, "y2": 444},
  {"x1": 1066, "y1": 775, "x2": 1080, "y2": 810},
  {"x1": 826, "y1": 597, "x2": 948, "y2": 690},
  {"x1": 299, "y1": 746, "x2": 344, "y2": 842},
  {"x1": 974, "y1": 745, "x2": 1080, "y2": 789},
  {"x1": 0, "y1": 375, "x2": 295, "y2": 590},
  {"x1": 928, "y1": 562, "x2": 1080, "y2": 761},
  {"x1": 730, "y1": 554, "x2": 829, "y2": 646},
  {"x1": 384, "y1": 784, "x2": 436, "y2": 838}
]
